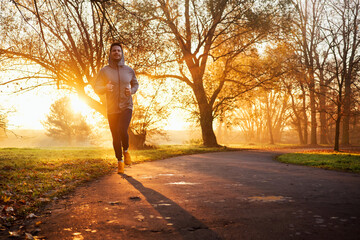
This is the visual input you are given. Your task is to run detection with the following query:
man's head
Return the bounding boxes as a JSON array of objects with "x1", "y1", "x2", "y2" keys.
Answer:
[{"x1": 110, "y1": 42, "x2": 122, "y2": 62}]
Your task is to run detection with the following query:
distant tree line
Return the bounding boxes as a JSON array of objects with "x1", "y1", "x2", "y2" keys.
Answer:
[{"x1": 226, "y1": 0, "x2": 360, "y2": 150}]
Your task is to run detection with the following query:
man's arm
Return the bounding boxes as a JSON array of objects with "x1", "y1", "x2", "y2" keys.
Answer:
[
  {"x1": 94, "y1": 69, "x2": 107, "y2": 95},
  {"x1": 130, "y1": 69, "x2": 139, "y2": 94}
]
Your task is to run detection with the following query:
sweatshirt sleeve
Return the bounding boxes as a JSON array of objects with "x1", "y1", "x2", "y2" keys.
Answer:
[
  {"x1": 130, "y1": 69, "x2": 139, "y2": 95},
  {"x1": 94, "y1": 69, "x2": 107, "y2": 95}
]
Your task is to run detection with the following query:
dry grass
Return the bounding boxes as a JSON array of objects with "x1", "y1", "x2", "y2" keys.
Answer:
[{"x1": 0, "y1": 145, "x2": 231, "y2": 225}]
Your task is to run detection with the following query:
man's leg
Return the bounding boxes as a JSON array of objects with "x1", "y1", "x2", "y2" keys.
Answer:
[
  {"x1": 108, "y1": 113, "x2": 124, "y2": 173},
  {"x1": 119, "y1": 109, "x2": 132, "y2": 165},
  {"x1": 108, "y1": 113, "x2": 122, "y2": 159}
]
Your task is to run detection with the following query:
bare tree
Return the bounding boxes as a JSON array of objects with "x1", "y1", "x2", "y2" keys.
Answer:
[
  {"x1": 1, "y1": 1, "x2": 110, "y2": 115},
  {"x1": 0, "y1": 109, "x2": 8, "y2": 139},
  {"x1": 227, "y1": 43, "x2": 292, "y2": 144},
  {"x1": 235, "y1": 89, "x2": 290, "y2": 144},
  {"x1": 337, "y1": 0, "x2": 360, "y2": 146},
  {"x1": 324, "y1": 0, "x2": 360, "y2": 150},
  {"x1": 290, "y1": 0, "x2": 329, "y2": 145},
  {"x1": 0, "y1": 106, "x2": 24, "y2": 139},
  {"x1": 0, "y1": 0, "x2": 166, "y2": 147},
  {"x1": 133, "y1": 0, "x2": 289, "y2": 147},
  {"x1": 129, "y1": 79, "x2": 172, "y2": 149}
]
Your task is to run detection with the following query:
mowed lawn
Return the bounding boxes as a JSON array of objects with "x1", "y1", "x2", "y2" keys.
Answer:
[
  {"x1": 0, "y1": 146, "x2": 230, "y2": 223},
  {"x1": 277, "y1": 150, "x2": 360, "y2": 173}
]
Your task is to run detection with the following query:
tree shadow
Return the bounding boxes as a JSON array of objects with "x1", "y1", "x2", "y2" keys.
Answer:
[{"x1": 123, "y1": 174, "x2": 222, "y2": 240}]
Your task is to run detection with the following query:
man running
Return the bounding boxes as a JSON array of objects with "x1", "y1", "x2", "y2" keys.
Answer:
[{"x1": 95, "y1": 43, "x2": 139, "y2": 173}]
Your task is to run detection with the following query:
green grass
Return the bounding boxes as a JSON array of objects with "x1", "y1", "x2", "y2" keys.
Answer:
[
  {"x1": 0, "y1": 145, "x2": 230, "y2": 222},
  {"x1": 277, "y1": 151, "x2": 360, "y2": 173},
  {"x1": 226, "y1": 143, "x2": 301, "y2": 149}
]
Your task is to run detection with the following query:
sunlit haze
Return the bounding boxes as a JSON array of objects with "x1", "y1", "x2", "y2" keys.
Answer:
[
  {"x1": 2, "y1": 88, "x2": 94, "y2": 130},
  {"x1": 4, "y1": 90, "x2": 60, "y2": 130},
  {"x1": 2, "y1": 87, "x2": 188, "y2": 131}
]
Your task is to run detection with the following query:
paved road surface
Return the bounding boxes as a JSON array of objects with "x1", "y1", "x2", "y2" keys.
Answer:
[{"x1": 33, "y1": 150, "x2": 360, "y2": 240}]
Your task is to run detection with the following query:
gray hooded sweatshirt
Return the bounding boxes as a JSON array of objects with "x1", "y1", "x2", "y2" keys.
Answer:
[{"x1": 94, "y1": 46, "x2": 139, "y2": 114}]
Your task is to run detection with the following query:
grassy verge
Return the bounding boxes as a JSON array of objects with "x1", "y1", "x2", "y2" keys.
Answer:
[
  {"x1": 277, "y1": 150, "x2": 360, "y2": 173},
  {"x1": 226, "y1": 143, "x2": 305, "y2": 149},
  {"x1": 0, "y1": 145, "x2": 231, "y2": 224}
]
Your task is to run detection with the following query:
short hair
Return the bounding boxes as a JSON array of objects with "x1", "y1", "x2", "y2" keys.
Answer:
[{"x1": 110, "y1": 42, "x2": 122, "y2": 51}]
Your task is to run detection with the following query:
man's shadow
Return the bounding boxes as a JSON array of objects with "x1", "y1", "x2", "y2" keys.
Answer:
[{"x1": 123, "y1": 174, "x2": 222, "y2": 240}]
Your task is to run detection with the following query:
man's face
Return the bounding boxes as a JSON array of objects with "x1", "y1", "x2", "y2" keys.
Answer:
[{"x1": 110, "y1": 45, "x2": 122, "y2": 61}]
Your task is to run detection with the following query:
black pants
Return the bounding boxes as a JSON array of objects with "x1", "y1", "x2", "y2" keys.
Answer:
[{"x1": 107, "y1": 109, "x2": 132, "y2": 160}]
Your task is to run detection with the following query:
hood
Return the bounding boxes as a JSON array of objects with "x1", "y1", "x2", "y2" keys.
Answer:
[{"x1": 108, "y1": 45, "x2": 125, "y2": 68}]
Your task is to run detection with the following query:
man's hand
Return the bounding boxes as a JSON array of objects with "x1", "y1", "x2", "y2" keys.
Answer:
[{"x1": 106, "y1": 81, "x2": 114, "y2": 92}]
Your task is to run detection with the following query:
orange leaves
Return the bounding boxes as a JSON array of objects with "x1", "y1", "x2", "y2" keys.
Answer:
[
  {"x1": 52, "y1": 173, "x2": 63, "y2": 182},
  {"x1": 2, "y1": 195, "x2": 11, "y2": 203}
]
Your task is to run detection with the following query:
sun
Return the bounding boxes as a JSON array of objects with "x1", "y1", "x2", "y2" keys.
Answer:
[
  {"x1": 69, "y1": 95, "x2": 91, "y2": 116},
  {"x1": 69, "y1": 95, "x2": 105, "y2": 126}
]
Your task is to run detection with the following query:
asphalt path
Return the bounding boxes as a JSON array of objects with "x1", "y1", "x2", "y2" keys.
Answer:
[{"x1": 31, "y1": 150, "x2": 360, "y2": 240}]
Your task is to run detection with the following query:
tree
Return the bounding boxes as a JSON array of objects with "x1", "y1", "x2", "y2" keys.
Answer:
[
  {"x1": 42, "y1": 97, "x2": 91, "y2": 144},
  {"x1": 1, "y1": 1, "x2": 109, "y2": 113},
  {"x1": 129, "y1": 79, "x2": 172, "y2": 149},
  {"x1": 0, "y1": 0, "x2": 162, "y2": 148},
  {"x1": 278, "y1": 46, "x2": 310, "y2": 145},
  {"x1": 324, "y1": 0, "x2": 360, "y2": 150},
  {"x1": 0, "y1": 107, "x2": 22, "y2": 140},
  {"x1": 335, "y1": 0, "x2": 360, "y2": 146},
  {"x1": 0, "y1": 109, "x2": 8, "y2": 139},
  {"x1": 290, "y1": 0, "x2": 329, "y2": 145},
  {"x1": 134, "y1": 0, "x2": 290, "y2": 147},
  {"x1": 234, "y1": 90, "x2": 290, "y2": 144},
  {"x1": 231, "y1": 44, "x2": 292, "y2": 144}
]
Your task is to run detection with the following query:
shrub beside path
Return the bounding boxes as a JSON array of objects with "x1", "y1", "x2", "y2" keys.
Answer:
[{"x1": 27, "y1": 150, "x2": 360, "y2": 239}]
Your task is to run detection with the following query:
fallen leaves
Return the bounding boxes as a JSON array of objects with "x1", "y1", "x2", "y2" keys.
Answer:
[
  {"x1": 129, "y1": 196, "x2": 141, "y2": 201},
  {"x1": 25, "y1": 232, "x2": 34, "y2": 239},
  {"x1": 27, "y1": 213, "x2": 38, "y2": 219},
  {"x1": 1, "y1": 195, "x2": 11, "y2": 203},
  {"x1": 8, "y1": 231, "x2": 21, "y2": 237},
  {"x1": 135, "y1": 214, "x2": 145, "y2": 221},
  {"x1": 4, "y1": 206, "x2": 14, "y2": 213}
]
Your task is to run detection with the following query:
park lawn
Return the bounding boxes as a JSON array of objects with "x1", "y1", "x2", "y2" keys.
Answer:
[
  {"x1": 0, "y1": 145, "x2": 230, "y2": 223},
  {"x1": 277, "y1": 151, "x2": 360, "y2": 173}
]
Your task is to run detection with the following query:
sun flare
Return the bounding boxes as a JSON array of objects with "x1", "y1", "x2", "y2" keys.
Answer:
[{"x1": 69, "y1": 95, "x2": 90, "y2": 116}]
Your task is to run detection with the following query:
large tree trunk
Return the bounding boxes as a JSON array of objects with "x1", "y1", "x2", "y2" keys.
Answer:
[
  {"x1": 319, "y1": 96, "x2": 327, "y2": 144},
  {"x1": 192, "y1": 72, "x2": 219, "y2": 147},
  {"x1": 301, "y1": 86, "x2": 308, "y2": 145},
  {"x1": 334, "y1": 87, "x2": 343, "y2": 151},
  {"x1": 296, "y1": 120, "x2": 305, "y2": 145},
  {"x1": 334, "y1": 109, "x2": 341, "y2": 152},
  {"x1": 342, "y1": 77, "x2": 351, "y2": 146},
  {"x1": 199, "y1": 104, "x2": 219, "y2": 147},
  {"x1": 309, "y1": 78, "x2": 317, "y2": 145},
  {"x1": 319, "y1": 77, "x2": 328, "y2": 144}
]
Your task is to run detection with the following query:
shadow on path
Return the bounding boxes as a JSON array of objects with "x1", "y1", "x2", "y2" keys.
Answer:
[{"x1": 123, "y1": 174, "x2": 222, "y2": 240}]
